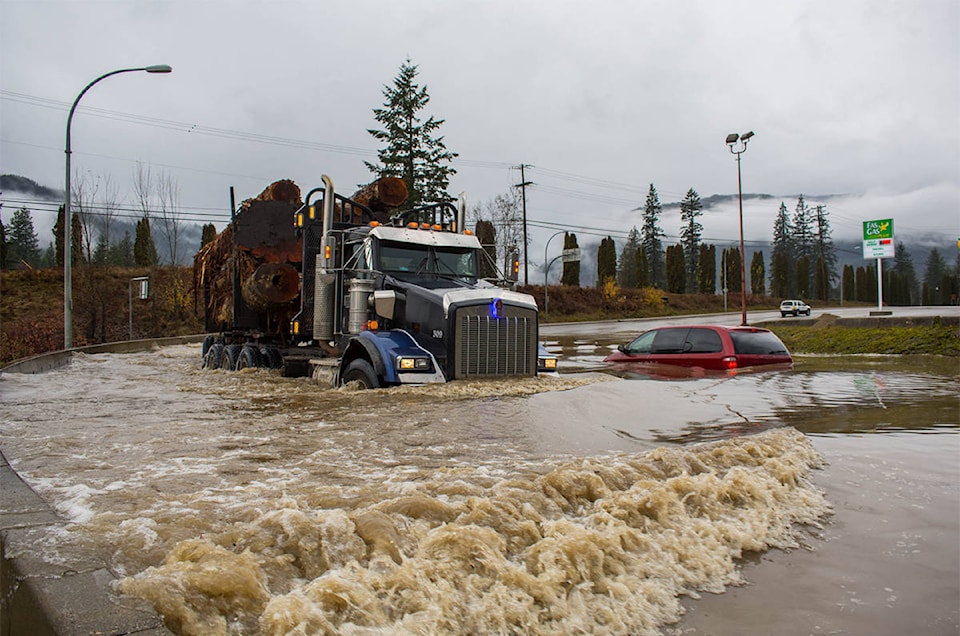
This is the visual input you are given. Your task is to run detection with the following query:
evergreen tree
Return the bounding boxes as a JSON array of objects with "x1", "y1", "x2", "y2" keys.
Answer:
[
  {"x1": 922, "y1": 248, "x2": 947, "y2": 305},
  {"x1": 792, "y1": 196, "x2": 815, "y2": 295},
  {"x1": 665, "y1": 244, "x2": 685, "y2": 293},
  {"x1": 697, "y1": 244, "x2": 715, "y2": 293},
  {"x1": 474, "y1": 219, "x2": 497, "y2": 279},
  {"x1": 750, "y1": 250, "x2": 766, "y2": 295},
  {"x1": 597, "y1": 236, "x2": 617, "y2": 287},
  {"x1": 561, "y1": 232, "x2": 580, "y2": 286},
  {"x1": 892, "y1": 242, "x2": 918, "y2": 305},
  {"x1": 795, "y1": 256, "x2": 811, "y2": 298},
  {"x1": 769, "y1": 202, "x2": 793, "y2": 297},
  {"x1": 640, "y1": 184, "x2": 665, "y2": 288},
  {"x1": 108, "y1": 231, "x2": 134, "y2": 266},
  {"x1": 8, "y1": 207, "x2": 41, "y2": 268},
  {"x1": 200, "y1": 223, "x2": 217, "y2": 249},
  {"x1": 723, "y1": 246, "x2": 742, "y2": 293},
  {"x1": 812, "y1": 205, "x2": 837, "y2": 301},
  {"x1": 635, "y1": 248, "x2": 649, "y2": 288},
  {"x1": 134, "y1": 217, "x2": 159, "y2": 266},
  {"x1": 679, "y1": 188, "x2": 703, "y2": 293},
  {"x1": 366, "y1": 59, "x2": 458, "y2": 210},
  {"x1": 842, "y1": 265, "x2": 855, "y2": 302},
  {"x1": 52, "y1": 206, "x2": 81, "y2": 267},
  {"x1": 617, "y1": 227, "x2": 641, "y2": 288}
]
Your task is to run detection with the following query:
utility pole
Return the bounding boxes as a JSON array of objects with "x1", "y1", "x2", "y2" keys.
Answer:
[{"x1": 514, "y1": 164, "x2": 532, "y2": 285}]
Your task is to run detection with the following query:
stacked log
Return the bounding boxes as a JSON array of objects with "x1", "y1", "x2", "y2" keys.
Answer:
[{"x1": 349, "y1": 177, "x2": 407, "y2": 221}]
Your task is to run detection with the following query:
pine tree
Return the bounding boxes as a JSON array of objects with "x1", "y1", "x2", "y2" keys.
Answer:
[
  {"x1": 597, "y1": 236, "x2": 617, "y2": 287},
  {"x1": 769, "y1": 202, "x2": 793, "y2": 297},
  {"x1": 617, "y1": 227, "x2": 641, "y2": 288},
  {"x1": 679, "y1": 188, "x2": 703, "y2": 293},
  {"x1": 366, "y1": 59, "x2": 458, "y2": 210},
  {"x1": 108, "y1": 231, "x2": 134, "y2": 266},
  {"x1": 892, "y1": 242, "x2": 918, "y2": 305},
  {"x1": 842, "y1": 265, "x2": 855, "y2": 302},
  {"x1": 813, "y1": 205, "x2": 837, "y2": 301},
  {"x1": 561, "y1": 232, "x2": 580, "y2": 286},
  {"x1": 795, "y1": 256, "x2": 811, "y2": 298},
  {"x1": 640, "y1": 184, "x2": 665, "y2": 288},
  {"x1": 8, "y1": 207, "x2": 40, "y2": 268},
  {"x1": 792, "y1": 196, "x2": 815, "y2": 295},
  {"x1": 134, "y1": 217, "x2": 159, "y2": 267},
  {"x1": 750, "y1": 250, "x2": 766, "y2": 295}
]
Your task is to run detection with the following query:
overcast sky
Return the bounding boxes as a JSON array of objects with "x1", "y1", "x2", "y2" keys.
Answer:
[{"x1": 1, "y1": 0, "x2": 958, "y2": 274}]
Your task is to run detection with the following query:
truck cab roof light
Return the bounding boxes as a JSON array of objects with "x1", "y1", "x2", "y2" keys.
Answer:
[
  {"x1": 408, "y1": 222, "x2": 419, "y2": 229},
  {"x1": 432, "y1": 224, "x2": 442, "y2": 231},
  {"x1": 463, "y1": 229, "x2": 473, "y2": 236},
  {"x1": 420, "y1": 222, "x2": 431, "y2": 230},
  {"x1": 369, "y1": 221, "x2": 381, "y2": 227}
]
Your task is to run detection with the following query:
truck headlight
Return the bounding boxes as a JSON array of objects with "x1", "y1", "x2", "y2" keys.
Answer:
[
  {"x1": 398, "y1": 357, "x2": 431, "y2": 371},
  {"x1": 539, "y1": 356, "x2": 558, "y2": 371}
]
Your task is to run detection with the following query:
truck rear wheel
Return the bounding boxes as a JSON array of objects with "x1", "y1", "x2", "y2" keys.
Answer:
[
  {"x1": 220, "y1": 344, "x2": 242, "y2": 371},
  {"x1": 237, "y1": 345, "x2": 261, "y2": 370},
  {"x1": 342, "y1": 359, "x2": 380, "y2": 389},
  {"x1": 203, "y1": 343, "x2": 224, "y2": 369}
]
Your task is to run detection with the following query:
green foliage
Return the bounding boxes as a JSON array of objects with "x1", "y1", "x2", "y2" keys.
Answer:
[
  {"x1": 617, "y1": 227, "x2": 640, "y2": 288},
  {"x1": 134, "y1": 217, "x2": 159, "y2": 267},
  {"x1": 696, "y1": 244, "x2": 715, "y2": 293},
  {"x1": 795, "y1": 255, "x2": 811, "y2": 298},
  {"x1": 366, "y1": 59, "x2": 458, "y2": 210},
  {"x1": 635, "y1": 247, "x2": 650, "y2": 288},
  {"x1": 200, "y1": 223, "x2": 217, "y2": 250},
  {"x1": 7, "y1": 207, "x2": 41, "y2": 268},
  {"x1": 767, "y1": 323, "x2": 960, "y2": 356},
  {"x1": 561, "y1": 232, "x2": 580, "y2": 286},
  {"x1": 640, "y1": 184, "x2": 665, "y2": 288},
  {"x1": 597, "y1": 236, "x2": 617, "y2": 287},
  {"x1": 665, "y1": 244, "x2": 685, "y2": 293},
  {"x1": 722, "y1": 246, "x2": 741, "y2": 293},
  {"x1": 750, "y1": 250, "x2": 765, "y2": 295},
  {"x1": 679, "y1": 188, "x2": 703, "y2": 292},
  {"x1": 842, "y1": 265, "x2": 855, "y2": 302},
  {"x1": 770, "y1": 202, "x2": 792, "y2": 297}
]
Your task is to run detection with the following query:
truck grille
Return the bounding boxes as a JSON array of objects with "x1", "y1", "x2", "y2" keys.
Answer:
[{"x1": 455, "y1": 306, "x2": 537, "y2": 378}]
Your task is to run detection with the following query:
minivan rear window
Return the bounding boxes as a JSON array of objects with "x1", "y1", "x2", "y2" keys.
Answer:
[{"x1": 729, "y1": 330, "x2": 789, "y2": 355}]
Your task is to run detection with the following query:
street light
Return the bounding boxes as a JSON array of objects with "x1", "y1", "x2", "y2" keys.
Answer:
[
  {"x1": 726, "y1": 130, "x2": 753, "y2": 326},
  {"x1": 64, "y1": 64, "x2": 172, "y2": 349}
]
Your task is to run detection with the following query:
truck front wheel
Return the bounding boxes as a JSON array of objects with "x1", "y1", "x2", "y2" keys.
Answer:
[{"x1": 342, "y1": 359, "x2": 380, "y2": 389}]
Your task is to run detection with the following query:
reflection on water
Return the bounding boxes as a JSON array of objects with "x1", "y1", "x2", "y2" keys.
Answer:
[{"x1": 0, "y1": 345, "x2": 956, "y2": 635}]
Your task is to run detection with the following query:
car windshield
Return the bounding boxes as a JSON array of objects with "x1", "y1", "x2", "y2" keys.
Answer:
[{"x1": 729, "y1": 330, "x2": 790, "y2": 355}]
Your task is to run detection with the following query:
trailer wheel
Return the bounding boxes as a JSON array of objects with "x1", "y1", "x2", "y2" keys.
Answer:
[
  {"x1": 260, "y1": 346, "x2": 283, "y2": 369},
  {"x1": 201, "y1": 335, "x2": 216, "y2": 357},
  {"x1": 220, "y1": 344, "x2": 242, "y2": 371},
  {"x1": 342, "y1": 359, "x2": 380, "y2": 389},
  {"x1": 203, "y1": 343, "x2": 224, "y2": 369},
  {"x1": 237, "y1": 345, "x2": 261, "y2": 370}
]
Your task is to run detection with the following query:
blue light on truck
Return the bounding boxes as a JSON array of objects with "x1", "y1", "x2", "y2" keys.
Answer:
[{"x1": 489, "y1": 298, "x2": 504, "y2": 319}]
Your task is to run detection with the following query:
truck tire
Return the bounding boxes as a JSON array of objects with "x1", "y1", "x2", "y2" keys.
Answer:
[
  {"x1": 237, "y1": 345, "x2": 261, "y2": 370},
  {"x1": 260, "y1": 346, "x2": 283, "y2": 369},
  {"x1": 342, "y1": 359, "x2": 380, "y2": 389},
  {"x1": 220, "y1": 344, "x2": 242, "y2": 371},
  {"x1": 203, "y1": 343, "x2": 224, "y2": 369},
  {"x1": 201, "y1": 334, "x2": 216, "y2": 357}
]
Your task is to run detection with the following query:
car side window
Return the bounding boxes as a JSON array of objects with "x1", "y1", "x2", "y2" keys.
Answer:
[
  {"x1": 651, "y1": 329, "x2": 687, "y2": 354},
  {"x1": 685, "y1": 328, "x2": 723, "y2": 353},
  {"x1": 627, "y1": 330, "x2": 657, "y2": 353}
]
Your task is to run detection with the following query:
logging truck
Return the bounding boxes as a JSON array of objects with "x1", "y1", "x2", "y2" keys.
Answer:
[{"x1": 195, "y1": 175, "x2": 558, "y2": 387}]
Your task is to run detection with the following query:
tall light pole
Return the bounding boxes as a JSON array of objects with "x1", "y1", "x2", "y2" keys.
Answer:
[
  {"x1": 64, "y1": 64, "x2": 172, "y2": 349},
  {"x1": 726, "y1": 130, "x2": 753, "y2": 326}
]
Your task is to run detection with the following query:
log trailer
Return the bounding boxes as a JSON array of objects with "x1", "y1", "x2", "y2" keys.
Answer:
[{"x1": 196, "y1": 176, "x2": 558, "y2": 387}]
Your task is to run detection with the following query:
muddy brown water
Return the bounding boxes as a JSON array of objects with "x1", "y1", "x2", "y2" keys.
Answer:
[{"x1": 0, "y1": 340, "x2": 956, "y2": 635}]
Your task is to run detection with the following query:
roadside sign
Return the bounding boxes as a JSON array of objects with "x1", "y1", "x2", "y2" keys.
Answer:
[
  {"x1": 862, "y1": 218, "x2": 894, "y2": 259},
  {"x1": 561, "y1": 248, "x2": 581, "y2": 263}
]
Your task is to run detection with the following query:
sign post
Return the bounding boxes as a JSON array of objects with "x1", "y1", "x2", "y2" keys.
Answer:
[{"x1": 862, "y1": 219, "x2": 894, "y2": 314}]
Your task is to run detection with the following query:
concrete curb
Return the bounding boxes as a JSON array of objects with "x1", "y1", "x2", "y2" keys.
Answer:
[{"x1": 0, "y1": 339, "x2": 203, "y2": 635}]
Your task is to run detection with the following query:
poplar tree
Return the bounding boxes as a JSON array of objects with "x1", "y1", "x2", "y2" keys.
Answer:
[
  {"x1": 561, "y1": 232, "x2": 580, "y2": 286},
  {"x1": 750, "y1": 250, "x2": 766, "y2": 295},
  {"x1": 597, "y1": 236, "x2": 617, "y2": 287},
  {"x1": 134, "y1": 217, "x2": 159, "y2": 266},
  {"x1": 640, "y1": 184, "x2": 665, "y2": 288},
  {"x1": 665, "y1": 244, "x2": 685, "y2": 293},
  {"x1": 679, "y1": 188, "x2": 703, "y2": 293},
  {"x1": 617, "y1": 227, "x2": 641, "y2": 288},
  {"x1": 697, "y1": 244, "x2": 715, "y2": 293},
  {"x1": 367, "y1": 59, "x2": 458, "y2": 210}
]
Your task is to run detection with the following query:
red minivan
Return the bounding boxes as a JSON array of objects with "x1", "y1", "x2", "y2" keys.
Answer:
[{"x1": 603, "y1": 325, "x2": 793, "y2": 372}]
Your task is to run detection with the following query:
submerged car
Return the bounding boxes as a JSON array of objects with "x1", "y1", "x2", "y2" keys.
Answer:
[
  {"x1": 780, "y1": 299, "x2": 812, "y2": 317},
  {"x1": 604, "y1": 325, "x2": 793, "y2": 372}
]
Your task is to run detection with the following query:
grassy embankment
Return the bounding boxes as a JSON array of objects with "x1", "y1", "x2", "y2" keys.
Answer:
[{"x1": 2, "y1": 268, "x2": 958, "y2": 366}]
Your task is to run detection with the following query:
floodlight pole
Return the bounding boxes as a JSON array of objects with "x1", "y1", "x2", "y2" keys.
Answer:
[
  {"x1": 726, "y1": 131, "x2": 753, "y2": 326},
  {"x1": 64, "y1": 64, "x2": 172, "y2": 349}
]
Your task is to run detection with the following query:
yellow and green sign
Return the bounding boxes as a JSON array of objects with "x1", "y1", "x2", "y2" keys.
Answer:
[{"x1": 862, "y1": 218, "x2": 894, "y2": 259}]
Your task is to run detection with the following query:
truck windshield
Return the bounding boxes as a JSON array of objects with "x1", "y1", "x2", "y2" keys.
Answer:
[{"x1": 379, "y1": 242, "x2": 478, "y2": 280}]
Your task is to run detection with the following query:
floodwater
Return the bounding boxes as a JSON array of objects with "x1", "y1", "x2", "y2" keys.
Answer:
[{"x1": 0, "y1": 340, "x2": 957, "y2": 635}]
